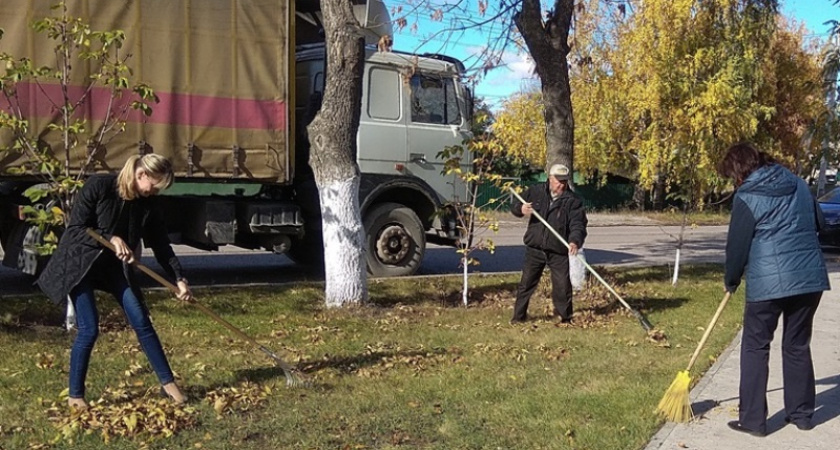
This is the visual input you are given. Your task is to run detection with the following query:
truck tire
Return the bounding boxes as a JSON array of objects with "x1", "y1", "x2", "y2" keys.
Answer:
[{"x1": 364, "y1": 202, "x2": 425, "y2": 277}]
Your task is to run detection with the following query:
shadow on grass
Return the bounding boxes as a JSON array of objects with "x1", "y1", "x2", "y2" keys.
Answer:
[
  {"x1": 369, "y1": 278, "x2": 519, "y2": 308},
  {"x1": 234, "y1": 348, "x2": 448, "y2": 384},
  {"x1": 624, "y1": 295, "x2": 691, "y2": 315},
  {"x1": 0, "y1": 296, "x2": 65, "y2": 334}
]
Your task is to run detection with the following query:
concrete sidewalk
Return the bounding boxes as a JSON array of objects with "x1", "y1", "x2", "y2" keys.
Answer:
[{"x1": 646, "y1": 264, "x2": 840, "y2": 450}]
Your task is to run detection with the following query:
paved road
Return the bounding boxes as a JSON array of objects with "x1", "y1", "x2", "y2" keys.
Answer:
[{"x1": 0, "y1": 220, "x2": 728, "y2": 296}]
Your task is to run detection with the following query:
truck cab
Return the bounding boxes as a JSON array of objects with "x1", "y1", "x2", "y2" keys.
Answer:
[{"x1": 294, "y1": 43, "x2": 473, "y2": 276}]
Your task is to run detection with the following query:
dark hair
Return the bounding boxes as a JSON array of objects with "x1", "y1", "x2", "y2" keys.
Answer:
[{"x1": 717, "y1": 142, "x2": 774, "y2": 186}]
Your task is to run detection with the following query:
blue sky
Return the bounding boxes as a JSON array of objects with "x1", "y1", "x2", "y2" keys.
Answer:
[{"x1": 391, "y1": 0, "x2": 839, "y2": 109}]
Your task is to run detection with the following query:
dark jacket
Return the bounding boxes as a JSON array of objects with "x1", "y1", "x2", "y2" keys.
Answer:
[
  {"x1": 37, "y1": 175, "x2": 184, "y2": 304},
  {"x1": 511, "y1": 183, "x2": 587, "y2": 254},
  {"x1": 724, "y1": 164, "x2": 829, "y2": 302}
]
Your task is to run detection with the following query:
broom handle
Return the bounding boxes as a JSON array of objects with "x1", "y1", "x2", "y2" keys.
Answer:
[
  {"x1": 509, "y1": 188, "x2": 637, "y2": 315},
  {"x1": 685, "y1": 291, "x2": 732, "y2": 371},
  {"x1": 85, "y1": 228, "x2": 268, "y2": 350}
]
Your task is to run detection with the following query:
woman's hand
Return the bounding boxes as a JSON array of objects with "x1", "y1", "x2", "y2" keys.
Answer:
[
  {"x1": 109, "y1": 236, "x2": 135, "y2": 264},
  {"x1": 176, "y1": 280, "x2": 193, "y2": 302}
]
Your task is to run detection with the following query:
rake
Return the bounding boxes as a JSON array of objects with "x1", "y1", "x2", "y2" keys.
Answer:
[
  {"x1": 86, "y1": 228, "x2": 306, "y2": 387},
  {"x1": 509, "y1": 187, "x2": 654, "y2": 332},
  {"x1": 657, "y1": 291, "x2": 732, "y2": 422}
]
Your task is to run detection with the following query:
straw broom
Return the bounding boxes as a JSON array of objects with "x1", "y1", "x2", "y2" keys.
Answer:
[{"x1": 657, "y1": 292, "x2": 732, "y2": 422}]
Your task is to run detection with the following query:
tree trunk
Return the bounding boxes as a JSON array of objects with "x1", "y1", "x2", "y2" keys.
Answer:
[
  {"x1": 633, "y1": 184, "x2": 646, "y2": 211},
  {"x1": 652, "y1": 175, "x2": 666, "y2": 211},
  {"x1": 305, "y1": 0, "x2": 368, "y2": 307},
  {"x1": 514, "y1": 0, "x2": 575, "y2": 174}
]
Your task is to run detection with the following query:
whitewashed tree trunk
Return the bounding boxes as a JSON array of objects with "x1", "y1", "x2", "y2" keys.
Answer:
[
  {"x1": 306, "y1": 0, "x2": 368, "y2": 306},
  {"x1": 319, "y1": 177, "x2": 368, "y2": 307},
  {"x1": 671, "y1": 248, "x2": 681, "y2": 286},
  {"x1": 462, "y1": 258, "x2": 469, "y2": 306}
]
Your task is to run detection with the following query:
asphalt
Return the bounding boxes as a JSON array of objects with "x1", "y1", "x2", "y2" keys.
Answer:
[{"x1": 646, "y1": 263, "x2": 840, "y2": 450}]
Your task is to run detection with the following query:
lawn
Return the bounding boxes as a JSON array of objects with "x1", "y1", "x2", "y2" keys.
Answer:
[{"x1": 0, "y1": 265, "x2": 743, "y2": 449}]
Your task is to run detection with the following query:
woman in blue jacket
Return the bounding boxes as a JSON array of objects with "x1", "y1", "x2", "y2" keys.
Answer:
[{"x1": 718, "y1": 142, "x2": 829, "y2": 436}]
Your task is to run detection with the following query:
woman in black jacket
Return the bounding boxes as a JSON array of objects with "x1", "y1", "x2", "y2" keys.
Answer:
[{"x1": 37, "y1": 154, "x2": 192, "y2": 409}]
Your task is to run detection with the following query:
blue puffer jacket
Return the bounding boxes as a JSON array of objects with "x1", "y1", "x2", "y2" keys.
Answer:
[{"x1": 724, "y1": 164, "x2": 829, "y2": 302}]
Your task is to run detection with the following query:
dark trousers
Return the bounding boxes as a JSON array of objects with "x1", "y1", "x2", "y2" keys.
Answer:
[
  {"x1": 513, "y1": 247, "x2": 572, "y2": 321},
  {"x1": 738, "y1": 292, "x2": 822, "y2": 432}
]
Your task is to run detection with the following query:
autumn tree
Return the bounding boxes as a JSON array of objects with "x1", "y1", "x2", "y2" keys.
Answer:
[
  {"x1": 306, "y1": 0, "x2": 368, "y2": 307},
  {"x1": 493, "y1": 91, "x2": 546, "y2": 167},
  {"x1": 512, "y1": 0, "x2": 576, "y2": 173},
  {"x1": 756, "y1": 17, "x2": 826, "y2": 174},
  {"x1": 816, "y1": 0, "x2": 840, "y2": 194},
  {"x1": 391, "y1": 0, "x2": 579, "y2": 175}
]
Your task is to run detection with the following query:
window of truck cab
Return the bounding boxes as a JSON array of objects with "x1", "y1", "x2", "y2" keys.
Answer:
[
  {"x1": 367, "y1": 66, "x2": 401, "y2": 121},
  {"x1": 409, "y1": 74, "x2": 461, "y2": 126}
]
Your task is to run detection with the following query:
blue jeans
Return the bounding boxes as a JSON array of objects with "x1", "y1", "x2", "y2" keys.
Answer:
[{"x1": 68, "y1": 271, "x2": 174, "y2": 398}]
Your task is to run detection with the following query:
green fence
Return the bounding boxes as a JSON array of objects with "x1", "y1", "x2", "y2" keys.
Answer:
[{"x1": 473, "y1": 175, "x2": 635, "y2": 211}]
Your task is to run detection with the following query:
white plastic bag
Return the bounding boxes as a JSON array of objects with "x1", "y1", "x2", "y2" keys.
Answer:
[
  {"x1": 65, "y1": 296, "x2": 76, "y2": 331},
  {"x1": 570, "y1": 249, "x2": 587, "y2": 291}
]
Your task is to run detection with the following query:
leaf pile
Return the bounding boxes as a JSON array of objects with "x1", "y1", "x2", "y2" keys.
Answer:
[
  {"x1": 46, "y1": 386, "x2": 198, "y2": 443},
  {"x1": 205, "y1": 381, "x2": 273, "y2": 418}
]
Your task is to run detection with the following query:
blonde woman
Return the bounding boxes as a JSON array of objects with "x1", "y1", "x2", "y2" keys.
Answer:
[{"x1": 38, "y1": 154, "x2": 192, "y2": 409}]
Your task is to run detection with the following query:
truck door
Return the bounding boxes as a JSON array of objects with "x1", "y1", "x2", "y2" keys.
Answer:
[
  {"x1": 357, "y1": 64, "x2": 407, "y2": 175},
  {"x1": 405, "y1": 72, "x2": 470, "y2": 203}
]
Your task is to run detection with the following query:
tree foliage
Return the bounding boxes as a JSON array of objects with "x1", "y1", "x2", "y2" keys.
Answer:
[
  {"x1": 569, "y1": 0, "x2": 822, "y2": 206},
  {"x1": 493, "y1": 91, "x2": 546, "y2": 167},
  {"x1": 0, "y1": 2, "x2": 156, "y2": 253}
]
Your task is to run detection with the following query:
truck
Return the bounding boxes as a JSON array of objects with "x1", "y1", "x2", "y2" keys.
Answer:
[{"x1": 0, "y1": 0, "x2": 473, "y2": 278}]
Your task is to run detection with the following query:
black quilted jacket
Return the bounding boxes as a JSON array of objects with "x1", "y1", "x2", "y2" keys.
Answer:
[{"x1": 37, "y1": 175, "x2": 184, "y2": 304}]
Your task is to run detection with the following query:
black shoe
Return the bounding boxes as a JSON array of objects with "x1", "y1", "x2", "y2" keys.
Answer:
[
  {"x1": 727, "y1": 421, "x2": 765, "y2": 437},
  {"x1": 510, "y1": 317, "x2": 528, "y2": 324},
  {"x1": 784, "y1": 417, "x2": 813, "y2": 431}
]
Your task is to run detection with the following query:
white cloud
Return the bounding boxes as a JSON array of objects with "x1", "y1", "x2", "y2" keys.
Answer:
[{"x1": 471, "y1": 49, "x2": 538, "y2": 109}]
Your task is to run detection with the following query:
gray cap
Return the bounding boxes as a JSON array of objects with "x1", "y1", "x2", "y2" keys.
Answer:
[{"x1": 549, "y1": 164, "x2": 570, "y2": 181}]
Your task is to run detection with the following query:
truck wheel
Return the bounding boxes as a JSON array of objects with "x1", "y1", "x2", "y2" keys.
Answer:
[
  {"x1": 1, "y1": 219, "x2": 49, "y2": 276},
  {"x1": 364, "y1": 202, "x2": 425, "y2": 277}
]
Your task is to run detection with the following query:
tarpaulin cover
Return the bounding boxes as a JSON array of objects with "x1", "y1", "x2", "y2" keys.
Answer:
[{"x1": 0, "y1": 0, "x2": 292, "y2": 183}]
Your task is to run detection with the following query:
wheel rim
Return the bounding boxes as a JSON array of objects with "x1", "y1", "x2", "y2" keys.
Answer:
[{"x1": 375, "y1": 224, "x2": 411, "y2": 264}]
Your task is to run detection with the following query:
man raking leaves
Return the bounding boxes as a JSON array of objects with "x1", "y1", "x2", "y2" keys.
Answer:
[{"x1": 509, "y1": 175, "x2": 654, "y2": 332}]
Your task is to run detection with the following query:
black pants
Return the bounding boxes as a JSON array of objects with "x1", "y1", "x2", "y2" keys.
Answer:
[
  {"x1": 738, "y1": 292, "x2": 822, "y2": 432},
  {"x1": 513, "y1": 247, "x2": 572, "y2": 321}
]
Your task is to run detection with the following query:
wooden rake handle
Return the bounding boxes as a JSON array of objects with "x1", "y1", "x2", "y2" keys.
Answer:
[
  {"x1": 84, "y1": 228, "x2": 266, "y2": 353},
  {"x1": 85, "y1": 228, "x2": 305, "y2": 386},
  {"x1": 686, "y1": 291, "x2": 732, "y2": 371}
]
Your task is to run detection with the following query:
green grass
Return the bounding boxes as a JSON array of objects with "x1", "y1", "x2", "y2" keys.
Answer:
[
  {"x1": 0, "y1": 265, "x2": 743, "y2": 449},
  {"x1": 640, "y1": 210, "x2": 730, "y2": 226}
]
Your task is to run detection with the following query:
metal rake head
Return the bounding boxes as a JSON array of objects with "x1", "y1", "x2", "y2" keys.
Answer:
[{"x1": 281, "y1": 367, "x2": 309, "y2": 388}]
